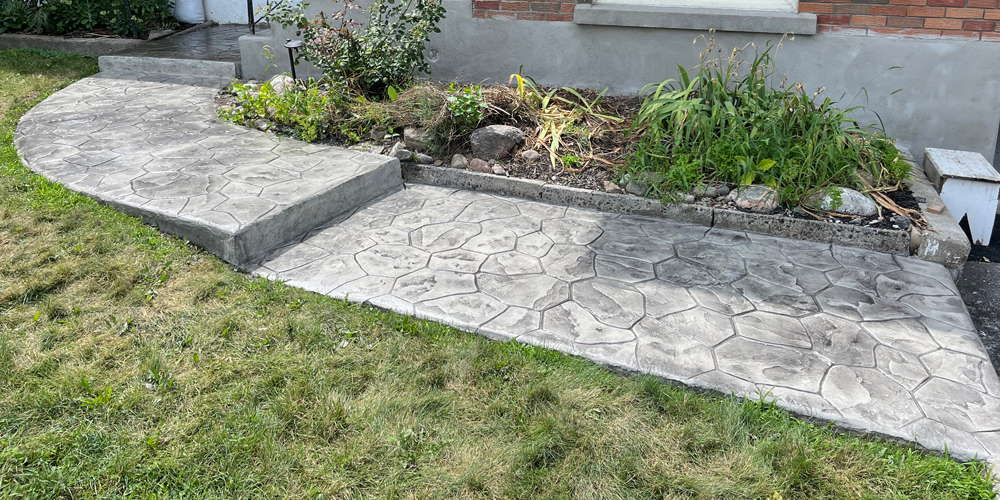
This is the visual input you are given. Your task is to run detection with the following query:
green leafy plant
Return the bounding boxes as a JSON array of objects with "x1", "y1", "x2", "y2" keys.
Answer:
[
  {"x1": 270, "y1": 0, "x2": 446, "y2": 96},
  {"x1": 445, "y1": 82, "x2": 487, "y2": 130},
  {"x1": 219, "y1": 79, "x2": 337, "y2": 142},
  {"x1": 627, "y1": 35, "x2": 905, "y2": 205}
]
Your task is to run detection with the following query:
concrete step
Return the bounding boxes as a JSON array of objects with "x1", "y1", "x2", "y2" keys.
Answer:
[
  {"x1": 98, "y1": 55, "x2": 241, "y2": 79},
  {"x1": 16, "y1": 71, "x2": 402, "y2": 266}
]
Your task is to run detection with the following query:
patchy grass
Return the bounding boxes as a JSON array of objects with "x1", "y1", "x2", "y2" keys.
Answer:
[{"x1": 0, "y1": 49, "x2": 995, "y2": 499}]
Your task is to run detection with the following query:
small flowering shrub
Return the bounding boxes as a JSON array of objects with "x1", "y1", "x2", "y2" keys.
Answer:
[{"x1": 270, "y1": 0, "x2": 445, "y2": 97}]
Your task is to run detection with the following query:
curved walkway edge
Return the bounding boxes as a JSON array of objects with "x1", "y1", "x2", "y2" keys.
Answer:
[
  {"x1": 16, "y1": 71, "x2": 1000, "y2": 470},
  {"x1": 15, "y1": 72, "x2": 401, "y2": 265}
]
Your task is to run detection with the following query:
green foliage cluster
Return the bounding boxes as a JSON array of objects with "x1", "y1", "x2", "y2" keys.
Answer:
[
  {"x1": 219, "y1": 79, "x2": 338, "y2": 143},
  {"x1": 627, "y1": 36, "x2": 908, "y2": 205},
  {"x1": 445, "y1": 82, "x2": 487, "y2": 131},
  {"x1": 270, "y1": 0, "x2": 445, "y2": 96},
  {"x1": 0, "y1": 0, "x2": 174, "y2": 37}
]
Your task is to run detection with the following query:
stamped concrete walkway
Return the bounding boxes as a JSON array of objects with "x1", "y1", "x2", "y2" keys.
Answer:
[
  {"x1": 253, "y1": 184, "x2": 1000, "y2": 463},
  {"x1": 16, "y1": 72, "x2": 399, "y2": 265},
  {"x1": 15, "y1": 71, "x2": 1000, "y2": 467}
]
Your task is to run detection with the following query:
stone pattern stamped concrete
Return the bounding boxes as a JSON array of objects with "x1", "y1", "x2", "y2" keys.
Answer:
[
  {"x1": 255, "y1": 184, "x2": 1000, "y2": 464},
  {"x1": 17, "y1": 67, "x2": 1000, "y2": 470},
  {"x1": 15, "y1": 72, "x2": 401, "y2": 265}
]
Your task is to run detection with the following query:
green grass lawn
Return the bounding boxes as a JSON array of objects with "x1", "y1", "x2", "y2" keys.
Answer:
[{"x1": 0, "y1": 49, "x2": 995, "y2": 500}]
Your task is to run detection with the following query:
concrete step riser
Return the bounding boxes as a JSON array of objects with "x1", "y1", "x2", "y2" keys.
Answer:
[{"x1": 98, "y1": 56, "x2": 241, "y2": 79}]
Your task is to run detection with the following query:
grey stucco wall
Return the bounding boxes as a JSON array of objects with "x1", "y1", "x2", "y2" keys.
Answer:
[{"x1": 242, "y1": 0, "x2": 1000, "y2": 165}]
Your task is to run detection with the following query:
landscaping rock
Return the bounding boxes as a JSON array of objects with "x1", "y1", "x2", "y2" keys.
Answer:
[
  {"x1": 414, "y1": 153, "x2": 434, "y2": 165},
  {"x1": 254, "y1": 119, "x2": 268, "y2": 131},
  {"x1": 910, "y1": 225, "x2": 923, "y2": 252},
  {"x1": 521, "y1": 149, "x2": 541, "y2": 162},
  {"x1": 625, "y1": 181, "x2": 646, "y2": 196},
  {"x1": 268, "y1": 74, "x2": 295, "y2": 94},
  {"x1": 718, "y1": 185, "x2": 730, "y2": 197},
  {"x1": 450, "y1": 154, "x2": 469, "y2": 169},
  {"x1": 492, "y1": 164, "x2": 508, "y2": 175},
  {"x1": 803, "y1": 187, "x2": 878, "y2": 217},
  {"x1": 894, "y1": 215, "x2": 911, "y2": 230},
  {"x1": 404, "y1": 127, "x2": 431, "y2": 151},
  {"x1": 471, "y1": 125, "x2": 523, "y2": 159},
  {"x1": 729, "y1": 185, "x2": 779, "y2": 213},
  {"x1": 390, "y1": 142, "x2": 413, "y2": 162},
  {"x1": 603, "y1": 181, "x2": 624, "y2": 194},
  {"x1": 683, "y1": 195, "x2": 696, "y2": 204},
  {"x1": 469, "y1": 158, "x2": 492, "y2": 173},
  {"x1": 433, "y1": 160, "x2": 443, "y2": 166},
  {"x1": 694, "y1": 185, "x2": 719, "y2": 198}
]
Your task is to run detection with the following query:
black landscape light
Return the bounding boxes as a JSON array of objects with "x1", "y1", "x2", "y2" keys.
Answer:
[
  {"x1": 122, "y1": 0, "x2": 139, "y2": 38},
  {"x1": 284, "y1": 39, "x2": 303, "y2": 80}
]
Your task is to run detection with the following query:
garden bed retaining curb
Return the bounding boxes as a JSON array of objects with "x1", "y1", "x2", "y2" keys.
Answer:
[
  {"x1": 901, "y1": 148, "x2": 972, "y2": 270},
  {"x1": 0, "y1": 20, "x2": 214, "y2": 56},
  {"x1": 403, "y1": 163, "x2": 917, "y2": 257}
]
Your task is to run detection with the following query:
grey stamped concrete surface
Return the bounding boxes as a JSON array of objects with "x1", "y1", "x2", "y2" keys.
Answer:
[
  {"x1": 254, "y1": 183, "x2": 1000, "y2": 464},
  {"x1": 15, "y1": 71, "x2": 400, "y2": 265}
]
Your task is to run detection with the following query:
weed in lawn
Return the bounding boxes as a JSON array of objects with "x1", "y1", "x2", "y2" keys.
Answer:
[{"x1": 0, "y1": 49, "x2": 996, "y2": 499}]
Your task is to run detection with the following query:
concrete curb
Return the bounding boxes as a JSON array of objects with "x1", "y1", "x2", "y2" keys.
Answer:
[
  {"x1": 402, "y1": 163, "x2": 912, "y2": 256},
  {"x1": 901, "y1": 147, "x2": 972, "y2": 270}
]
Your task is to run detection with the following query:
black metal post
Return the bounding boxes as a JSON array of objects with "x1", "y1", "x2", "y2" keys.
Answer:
[
  {"x1": 122, "y1": 0, "x2": 139, "y2": 39},
  {"x1": 284, "y1": 39, "x2": 302, "y2": 81},
  {"x1": 248, "y1": 0, "x2": 255, "y2": 34}
]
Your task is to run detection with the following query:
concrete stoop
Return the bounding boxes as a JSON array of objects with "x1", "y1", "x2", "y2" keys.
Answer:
[{"x1": 16, "y1": 71, "x2": 401, "y2": 266}]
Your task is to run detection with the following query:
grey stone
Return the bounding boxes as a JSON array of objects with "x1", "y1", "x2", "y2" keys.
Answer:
[
  {"x1": 468, "y1": 158, "x2": 492, "y2": 173},
  {"x1": 470, "y1": 125, "x2": 523, "y2": 159},
  {"x1": 390, "y1": 142, "x2": 413, "y2": 162},
  {"x1": 492, "y1": 164, "x2": 507, "y2": 175},
  {"x1": 625, "y1": 181, "x2": 647, "y2": 197},
  {"x1": 521, "y1": 149, "x2": 541, "y2": 162},
  {"x1": 414, "y1": 153, "x2": 435, "y2": 165},
  {"x1": 403, "y1": 127, "x2": 431, "y2": 151},
  {"x1": 694, "y1": 185, "x2": 718, "y2": 198},
  {"x1": 730, "y1": 185, "x2": 779, "y2": 213},
  {"x1": 718, "y1": 185, "x2": 730, "y2": 197},
  {"x1": 603, "y1": 181, "x2": 624, "y2": 194},
  {"x1": 450, "y1": 154, "x2": 469, "y2": 169},
  {"x1": 268, "y1": 74, "x2": 294, "y2": 94},
  {"x1": 682, "y1": 194, "x2": 696, "y2": 204},
  {"x1": 803, "y1": 187, "x2": 878, "y2": 217}
]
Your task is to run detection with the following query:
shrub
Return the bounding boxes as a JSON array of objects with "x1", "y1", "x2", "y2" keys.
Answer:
[
  {"x1": 445, "y1": 82, "x2": 487, "y2": 131},
  {"x1": 270, "y1": 0, "x2": 445, "y2": 97},
  {"x1": 0, "y1": 0, "x2": 174, "y2": 37},
  {"x1": 627, "y1": 36, "x2": 905, "y2": 205}
]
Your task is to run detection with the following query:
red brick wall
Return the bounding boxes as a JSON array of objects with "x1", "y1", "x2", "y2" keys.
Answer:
[
  {"x1": 472, "y1": 0, "x2": 575, "y2": 21},
  {"x1": 471, "y1": 0, "x2": 1000, "y2": 41},
  {"x1": 800, "y1": 0, "x2": 1000, "y2": 41}
]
